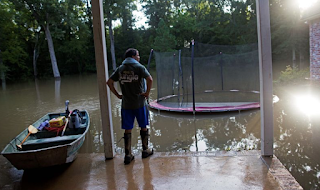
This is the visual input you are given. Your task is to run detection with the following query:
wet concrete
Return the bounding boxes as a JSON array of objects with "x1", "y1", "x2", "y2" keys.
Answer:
[{"x1": 0, "y1": 150, "x2": 302, "y2": 190}]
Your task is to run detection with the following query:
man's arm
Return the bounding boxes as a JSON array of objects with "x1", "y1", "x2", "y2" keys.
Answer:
[
  {"x1": 107, "y1": 78, "x2": 122, "y2": 99},
  {"x1": 141, "y1": 75, "x2": 153, "y2": 98}
]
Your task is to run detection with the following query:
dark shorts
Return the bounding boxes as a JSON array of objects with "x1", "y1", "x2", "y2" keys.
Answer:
[{"x1": 121, "y1": 106, "x2": 149, "y2": 130}]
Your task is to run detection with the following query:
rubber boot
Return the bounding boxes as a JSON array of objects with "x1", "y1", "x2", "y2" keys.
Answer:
[
  {"x1": 124, "y1": 133, "x2": 134, "y2": 165},
  {"x1": 140, "y1": 129, "x2": 153, "y2": 158}
]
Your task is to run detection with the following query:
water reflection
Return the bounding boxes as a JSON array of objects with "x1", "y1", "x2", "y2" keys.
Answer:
[
  {"x1": 35, "y1": 79, "x2": 41, "y2": 101},
  {"x1": 55, "y1": 78, "x2": 61, "y2": 103},
  {"x1": 142, "y1": 160, "x2": 154, "y2": 190},
  {"x1": 1, "y1": 76, "x2": 5, "y2": 90},
  {"x1": 150, "y1": 98, "x2": 283, "y2": 153},
  {"x1": 1, "y1": 74, "x2": 320, "y2": 189},
  {"x1": 144, "y1": 110, "x2": 261, "y2": 153},
  {"x1": 274, "y1": 84, "x2": 320, "y2": 189},
  {"x1": 294, "y1": 94, "x2": 320, "y2": 116}
]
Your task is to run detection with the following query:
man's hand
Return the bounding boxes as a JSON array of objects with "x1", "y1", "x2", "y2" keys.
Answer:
[
  {"x1": 141, "y1": 76, "x2": 153, "y2": 99},
  {"x1": 140, "y1": 92, "x2": 149, "y2": 98},
  {"x1": 107, "y1": 78, "x2": 122, "y2": 99}
]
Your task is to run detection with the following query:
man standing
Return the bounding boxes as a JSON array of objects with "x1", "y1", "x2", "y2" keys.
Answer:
[{"x1": 107, "y1": 48, "x2": 153, "y2": 165}]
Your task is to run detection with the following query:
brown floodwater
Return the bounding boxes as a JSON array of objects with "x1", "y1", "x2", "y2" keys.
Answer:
[{"x1": 0, "y1": 73, "x2": 319, "y2": 189}]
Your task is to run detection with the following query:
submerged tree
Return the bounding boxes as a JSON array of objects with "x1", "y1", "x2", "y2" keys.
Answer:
[
  {"x1": 104, "y1": 0, "x2": 118, "y2": 71},
  {"x1": 13, "y1": 0, "x2": 62, "y2": 78}
]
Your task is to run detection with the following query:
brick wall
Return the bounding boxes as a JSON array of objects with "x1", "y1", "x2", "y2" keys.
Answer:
[{"x1": 310, "y1": 18, "x2": 320, "y2": 80}]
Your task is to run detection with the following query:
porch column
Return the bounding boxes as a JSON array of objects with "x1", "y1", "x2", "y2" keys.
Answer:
[
  {"x1": 91, "y1": 0, "x2": 115, "y2": 159},
  {"x1": 256, "y1": 0, "x2": 274, "y2": 156}
]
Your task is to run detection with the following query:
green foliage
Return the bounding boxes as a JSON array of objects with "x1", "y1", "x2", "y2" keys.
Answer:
[
  {"x1": 141, "y1": 0, "x2": 172, "y2": 30},
  {"x1": 275, "y1": 65, "x2": 309, "y2": 85},
  {"x1": 270, "y1": 0, "x2": 309, "y2": 65},
  {"x1": 0, "y1": 0, "x2": 32, "y2": 81},
  {"x1": 171, "y1": 11, "x2": 195, "y2": 48},
  {"x1": 55, "y1": 0, "x2": 93, "y2": 75},
  {"x1": 0, "y1": 0, "x2": 311, "y2": 83},
  {"x1": 153, "y1": 19, "x2": 177, "y2": 52},
  {"x1": 2, "y1": 0, "x2": 97, "y2": 80}
]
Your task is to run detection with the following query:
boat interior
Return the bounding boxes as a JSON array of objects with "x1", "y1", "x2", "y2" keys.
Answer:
[{"x1": 4, "y1": 111, "x2": 89, "y2": 152}]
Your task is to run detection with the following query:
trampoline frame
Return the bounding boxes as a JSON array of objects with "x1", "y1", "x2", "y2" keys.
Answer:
[{"x1": 148, "y1": 91, "x2": 260, "y2": 113}]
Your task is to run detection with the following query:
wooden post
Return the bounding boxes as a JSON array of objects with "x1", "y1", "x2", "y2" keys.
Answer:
[
  {"x1": 91, "y1": 0, "x2": 115, "y2": 159},
  {"x1": 256, "y1": 0, "x2": 274, "y2": 156}
]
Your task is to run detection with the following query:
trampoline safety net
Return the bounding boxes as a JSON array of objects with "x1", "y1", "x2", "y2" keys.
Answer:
[{"x1": 150, "y1": 42, "x2": 260, "y2": 113}]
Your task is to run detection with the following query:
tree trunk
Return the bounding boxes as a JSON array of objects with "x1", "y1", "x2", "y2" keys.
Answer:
[
  {"x1": 24, "y1": 3, "x2": 60, "y2": 78},
  {"x1": 0, "y1": 49, "x2": 5, "y2": 89},
  {"x1": 0, "y1": 49, "x2": 3, "y2": 79},
  {"x1": 300, "y1": 49, "x2": 305, "y2": 70},
  {"x1": 107, "y1": 12, "x2": 116, "y2": 71},
  {"x1": 109, "y1": 23, "x2": 117, "y2": 71},
  {"x1": 33, "y1": 49, "x2": 38, "y2": 77},
  {"x1": 33, "y1": 32, "x2": 40, "y2": 77},
  {"x1": 292, "y1": 47, "x2": 297, "y2": 69},
  {"x1": 44, "y1": 23, "x2": 60, "y2": 78}
]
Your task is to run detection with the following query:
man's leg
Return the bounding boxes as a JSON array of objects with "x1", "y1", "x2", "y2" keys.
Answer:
[
  {"x1": 122, "y1": 109, "x2": 135, "y2": 165},
  {"x1": 136, "y1": 106, "x2": 153, "y2": 158},
  {"x1": 140, "y1": 129, "x2": 153, "y2": 158},
  {"x1": 124, "y1": 130, "x2": 134, "y2": 164}
]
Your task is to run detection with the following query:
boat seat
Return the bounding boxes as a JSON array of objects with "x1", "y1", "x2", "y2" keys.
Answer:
[{"x1": 23, "y1": 135, "x2": 82, "y2": 146}]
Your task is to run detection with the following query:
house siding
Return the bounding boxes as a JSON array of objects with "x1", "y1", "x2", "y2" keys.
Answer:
[{"x1": 310, "y1": 18, "x2": 320, "y2": 80}]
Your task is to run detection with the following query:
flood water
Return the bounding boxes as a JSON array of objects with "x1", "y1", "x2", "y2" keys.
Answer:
[{"x1": 0, "y1": 72, "x2": 319, "y2": 189}]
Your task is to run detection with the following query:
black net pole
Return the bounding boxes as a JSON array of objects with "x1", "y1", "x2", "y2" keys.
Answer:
[
  {"x1": 156, "y1": 51, "x2": 160, "y2": 101},
  {"x1": 191, "y1": 40, "x2": 195, "y2": 114},
  {"x1": 220, "y1": 52, "x2": 224, "y2": 90},
  {"x1": 178, "y1": 50, "x2": 183, "y2": 106},
  {"x1": 172, "y1": 53, "x2": 175, "y2": 95}
]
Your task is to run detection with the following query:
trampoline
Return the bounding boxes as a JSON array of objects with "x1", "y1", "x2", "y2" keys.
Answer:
[
  {"x1": 149, "y1": 91, "x2": 260, "y2": 112},
  {"x1": 147, "y1": 41, "x2": 260, "y2": 113}
]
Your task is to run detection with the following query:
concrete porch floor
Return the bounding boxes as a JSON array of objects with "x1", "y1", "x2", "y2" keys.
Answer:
[{"x1": 1, "y1": 150, "x2": 302, "y2": 190}]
